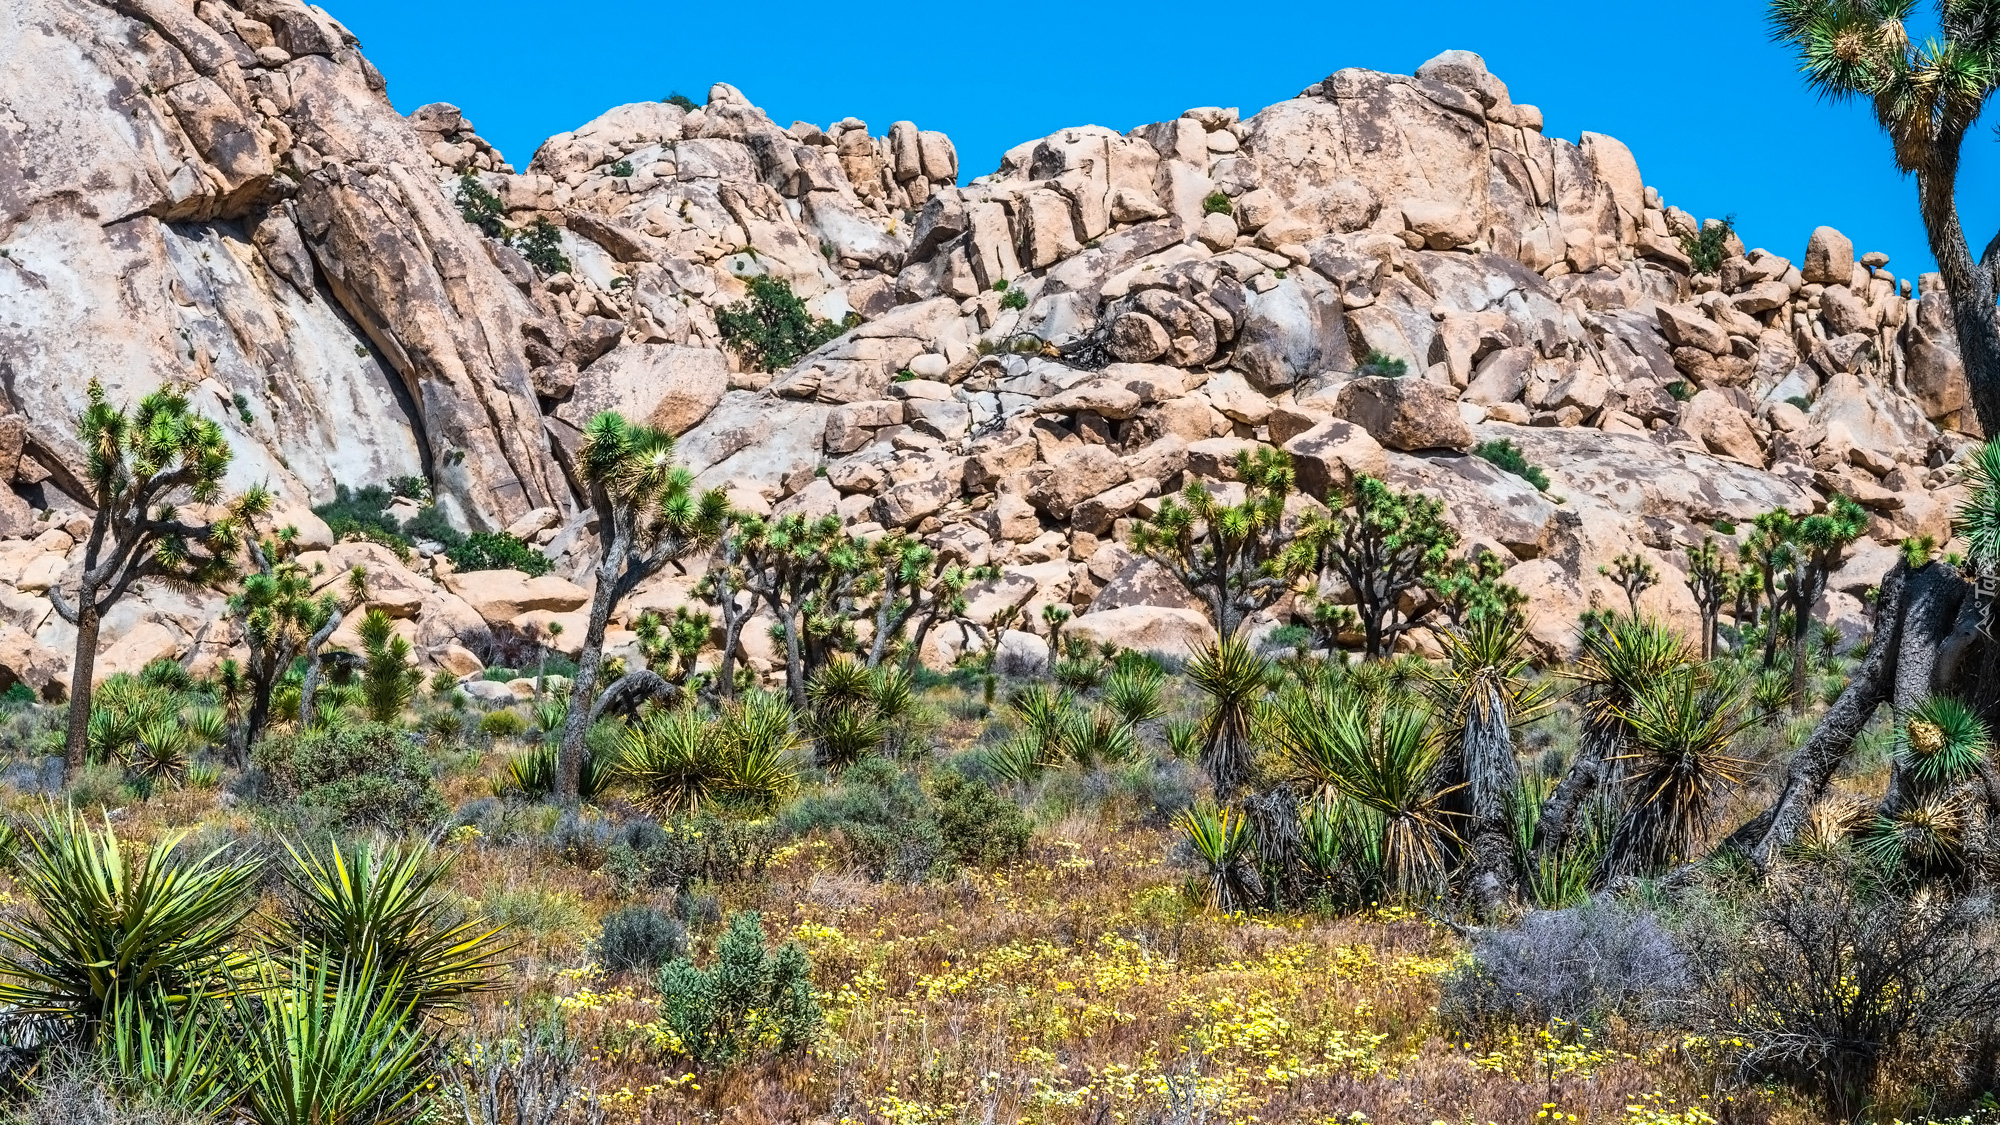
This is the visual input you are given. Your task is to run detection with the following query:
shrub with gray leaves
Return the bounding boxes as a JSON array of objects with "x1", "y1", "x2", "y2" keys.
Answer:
[{"x1": 1440, "y1": 900, "x2": 1691, "y2": 1034}]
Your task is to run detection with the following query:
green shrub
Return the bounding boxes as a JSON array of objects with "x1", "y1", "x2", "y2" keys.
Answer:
[
  {"x1": 664, "y1": 92, "x2": 698, "y2": 110},
  {"x1": 991, "y1": 279, "x2": 1010, "y2": 292},
  {"x1": 253, "y1": 722, "x2": 446, "y2": 835},
  {"x1": 446, "y1": 531, "x2": 552, "y2": 577},
  {"x1": 1, "y1": 682, "x2": 35, "y2": 707},
  {"x1": 514, "y1": 218, "x2": 571, "y2": 275},
  {"x1": 654, "y1": 911, "x2": 821, "y2": 1070},
  {"x1": 477, "y1": 887, "x2": 589, "y2": 939},
  {"x1": 779, "y1": 758, "x2": 941, "y2": 881},
  {"x1": 1359, "y1": 350, "x2": 1409, "y2": 378},
  {"x1": 715, "y1": 276, "x2": 845, "y2": 372},
  {"x1": 1666, "y1": 380, "x2": 1694, "y2": 402},
  {"x1": 597, "y1": 905, "x2": 687, "y2": 974},
  {"x1": 1785, "y1": 395, "x2": 1813, "y2": 412},
  {"x1": 455, "y1": 174, "x2": 508, "y2": 238},
  {"x1": 1713, "y1": 519, "x2": 1738, "y2": 535},
  {"x1": 1474, "y1": 439, "x2": 1552, "y2": 491},
  {"x1": 933, "y1": 772, "x2": 1031, "y2": 870},
  {"x1": 478, "y1": 710, "x2": 528, "y2": 738},
  {"x1": 1673, "y1": 213, "x2": 1736, "y2": 275},
  {"x1": 607, "y1": 159, "x2": 634, "y2": 178},
  {"x1": 1201, "y1": 191, "x2": 1233, "y2": 216},
  {"x1": 313, "y1": 484, "x2": 413, "y2": 559},
  {"x1": 999, "y1": 288, "x2": 1028, "y2": 311}
]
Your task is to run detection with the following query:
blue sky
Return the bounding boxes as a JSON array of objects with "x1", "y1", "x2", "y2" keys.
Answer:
[{"x1": 323, "y1": 0, "x2": 2000, "y2": 278}]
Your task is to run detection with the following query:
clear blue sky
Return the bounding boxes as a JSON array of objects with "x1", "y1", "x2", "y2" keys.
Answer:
[{"x1": 323, "y1": 0, "x2": 2000, "y2": 278}]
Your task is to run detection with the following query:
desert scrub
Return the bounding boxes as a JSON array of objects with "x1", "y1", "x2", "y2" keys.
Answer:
[
  {"x1": 1475, "y1": 438, "x2": 1552, "y2": 491},
  {"x1": 716, "y1": 275, "x2": 844, "y2": 371},
  {"x1": 252, "y1": 721, "x2": 446, "y2": 834}
]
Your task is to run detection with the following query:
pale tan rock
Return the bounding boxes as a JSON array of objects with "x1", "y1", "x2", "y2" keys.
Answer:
[
  {"x1": 1334, "y1": 376, "x2": 1473, "y2": 452},
  {"x1": 1063, "y1": 605, "x2": 1216, "y2": 659},
  {"x1": 1803, "y1": 226, "x2": 1855, "y2": 286},
  {"x1": 1284, "y1": 420, "x2": 1388, "y2": 498},
  {"x1": 556, "y1": 344, "x2": 729, "y2": 437},
  {"x1": 443, "y1": 570, "x2": 591, "y2": 624}
]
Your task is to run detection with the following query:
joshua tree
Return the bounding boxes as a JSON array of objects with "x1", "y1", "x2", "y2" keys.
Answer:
[
  {"x1": 1684, "y1": 537, "x2": 1734, "y2": 659},
  {"x1": 1430, "y1": 616, "x2": 1550, "y2": 913},
  {"x1": 1130, "y1": 446, "x2": 1296, "y2": 639},
  {"x1": 555, "y1": 412, "x2": 729, "y2": 798},
  {"x1": 696, "y1": 530, "x2": 757, "y2": 698},
  {"x1": 229, "y1": 520, "x2": 367, "y2": 759},
  {"x1": 1598, "y1": 552, "x2": 1659, "y2": 618},
  {"x1": 1293, "y1": 475, "x2": 1460, "y2": 659},
  {"x1": 1755, "y1": 497, "x2": 1869, "y2": 711},
  {"x1": 1770, "y1": 0, "x2": 2000, "y2": 436},
  {"x1": 50, "y1": 381, "x2": 253, "y2": 773},
  {"x1": 861, "y1": 535, "x2": 995, "y2": 671},
  {"x1": 731, "y1": 514, "x2": 865, "y2": 709}
]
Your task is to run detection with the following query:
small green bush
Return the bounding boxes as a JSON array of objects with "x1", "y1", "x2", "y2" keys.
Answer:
[
  {"x1": 664, "y1": 92, "x2": 698, "y2": 111},
  {"x1": 608, "y1": 160, "x2": 634, "y2": 178},
  {"x1": 1713, "y1": 519, "x2": 1738, "y2": 535},
  {"x1": 655, "y1": 911, "x2": 821, "y2": 1070},
  {"x1": 1666, "y1": 380, "x2": 1694, "y2": 402},
  {"x1": 933, "y1": 772, "x2": 1031, "y2": 870},
  {"x1": 780, "y1": 758, "x2": 942, "y2": 881},
  {"x1": 1673, "y1": 213, "x2": 1736, "y2": 275},
  {"x1": 447, "y1": 531, "x2": 552, "y2": 577},
  {"x1": 1360, "y1": 350, "x2": 1409, "y2": 378},
  {"x1": 597, "y1": 905, "x2": 688, "y2": 974},
  {"x1": 1201, "y1": 191, "x2": 1233, "y2": 217},
  {"x1": 253, "y1": 722, "x2": 446, "y2": 834},
  {"x1": 715, "y1": 276, "x2": 844, "y2": 372},
  {"x1": 478, "y1": 710, "x2": 528, "y2": 738},
  {"x1": 514, "y1": 218, "x2": 571, "y2": 275},
  {"x1": 991, "y1": 279, "x2": 1010, "y2": 292},
  {"x1": 1785, "y1": 395, "x2": 1813, "y2": 412},
  {"x1": 456, "y1": 174, "x2": 508, "y2": 238},
  {"x1": 1474, "y1": 439, "x2": 1552, "y2": 491},
  {"x1": 313, "y1": 484, "x2": 413, "y2": 559},
  {"x1": 999, "y1": 288, "x2": 1028, "y2": 311}
]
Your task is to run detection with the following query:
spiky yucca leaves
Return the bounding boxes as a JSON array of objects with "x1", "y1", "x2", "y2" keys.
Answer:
[
  {"x1": 1860, "y1": 794, "x2": 1972, "y2": 878},
  {"x1": 804, "y1": 656, "x2": 894, "y2": 769},
  {"x1": 278, "y1": 838, "x2": 507, "y2": 1015},
  {"x1": 357, "y1": 609, "x2": 420, "y2": 724},
  {"x1": 1898, "y1": 696, "x2": 1994, "y2": 791},
  {"x1": 1186, "y1": 635, "x2": 1271, "y2": 797},
  {"x1": 1606, "y1": 665, "x2": 1752, "y2": 876},
  {"x1": 616, "y1": 696, "x2": 803, "y2": 813},
  {"x1": 1164, "y1": 716, "x2": 1202, "y2": 762},
  {"x1": 0, "y1": 811, "x2": 261, "y2": 1034},
  {"x1": 232, "y1": 954, "x2": 430, "y2": 1125},
  {"x1": 1751, "y1": 666, "x2": 1796, "y2": 718},
  {"x1": 1104, "y1": 663, "x2": 1166, "y2": 727},
  {"x1": 1430, "y1": 617, "x2": 1550, "y2": 908},
  {"x1": 1059, "y1": 709, "x2": 1140, "y2": 770},
  {"x1": 1176, "y1": 802, "x2": 1263, "y2": 913},
  {"x1": 978, "y1": 683, "x2": 1077, "y2": 784},
  {"x1": 1330, "y1": 705, "x2": 1459, "y2": 898},
  {"x1": 1785, "y1": 798, "x2": 1869, "y2": 866},
  {"x1": 505, "y1": 742, "x2": 614, "y2": 802},
  {"x1": 1958, "y1": 439, "x2": 2000, "y2": 569},
  {"x1": 105, "y1": 990, "x2": 239, "y2": 1119}
]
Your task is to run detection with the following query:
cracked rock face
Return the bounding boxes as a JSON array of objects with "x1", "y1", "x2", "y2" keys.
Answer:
[{"x1": 0, "y1": 17, "x2": 1978, "y2": 682}]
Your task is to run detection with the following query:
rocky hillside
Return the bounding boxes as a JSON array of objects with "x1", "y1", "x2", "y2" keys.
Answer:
[{"x1": 0, "y1": 0, "x2": 1976, "y2": 690}]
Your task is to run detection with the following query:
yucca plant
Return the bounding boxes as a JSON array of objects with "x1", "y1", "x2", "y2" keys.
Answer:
[
  {"x1": 710, "y1": 690, "x2": 803, "y2": 811},
  {"x1": 1896, "y1": 695, "x2": 1992, "y2": 791},
  {"x1": 1186, "y1": 636, "x2": 1270, "y2": 797},
  {"x1": 505, "y1": 742, "x2": 614, "y2": 802},
  {"x1": 1785, "y1": 798, "x2": 1867, "y2": 866},
  {"x1": 1059, "y1": 708, "x2": 1140, "y2": 770},
  {"x1": 276, "y1": 838, "x2": 508, "y2": 1014},
  {"x1": 978, "y1": 737, "x2": 1049, "y2": 785},
  {"x1": 358, "y1": 609, "x2": 420, "y2": 723},
  {"x1": 232, "y1": 954, "x2": 430, "y2": 1125},
  {"x1": 130, "y1": 718, "x2": 192, "y2": 787},
  {"x1": 1176, "y1": 801, "x2": 1262, "y2": 913},
  {"x1": 1008, "y1": 683, "x2": 1073, "y2": 754},
  {"x1": 104, "y1": 990, "x2": 239, "y2": 1119},
  {"x1": 1607, "y1": 666, "x2": 1751, "y2": 876},
  {"x1": 0, "y1": 810, "x2": 261, "y2": 1036},
  {"x1": 1751, "y1": 667, "x2": 1795, "y2": 719},
  {"x1": 616, "y1": 708, "x2": 718, "y2": 814},
  {"x1": 1163, "y1": 716, "x2": 1202, "y2": 762},
  {"x1": 1858, "y1": 794, "x2": 1970, "y2": 878},
  {"x1": 1103, "y1": 665, "x2": 1167, "y2": 727},
  {"x1": 1330, "y1": 705, "x2": 1458, "y2": 898}
]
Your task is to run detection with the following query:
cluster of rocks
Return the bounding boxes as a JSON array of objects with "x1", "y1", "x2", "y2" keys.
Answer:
[{"x1": 0, "y1": 2, "x2": 1980, "y2": 691}]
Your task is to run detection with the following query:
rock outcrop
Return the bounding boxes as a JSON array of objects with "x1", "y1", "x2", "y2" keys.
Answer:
[{"x1": 0, "y1": 9, "x2": 1978, "y2": 685}]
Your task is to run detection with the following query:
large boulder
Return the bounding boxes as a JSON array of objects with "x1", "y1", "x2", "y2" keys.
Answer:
[
  {"x1": 1334, "y1": 377, "x2": 1473, "y2": 452},
  {"x1": 443, "y1": 570, "x2": 592, "y2": 624},
  {"x1": 1063, "y1": 606, "x2": 1216, "y2": 660},
  {"x1": 1803, "y1": 226, "x2": 1856, "y2": 286},
  {"x1": 555, "y1": 344, "x2": 729, "y2": 436}
]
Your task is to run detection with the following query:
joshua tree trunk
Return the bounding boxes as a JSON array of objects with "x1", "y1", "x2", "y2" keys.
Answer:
[
  {"x1": 1723, "y1": 560, "x2": 1979, "y2": 870},
  {"x1": 1531, "y1": 715, "x2": 1619, "y2": 870},
  {"x1": 1460, "y1": 684, "x2": 1522, "y2": 915},
  {"x1": 779, "y1": 613, "x2": 808, "y2": 710},
  {"x1": 1915, "y1": 145, "x2": 2000, "y2": 437},
  {"x1": 62, "y1": 598, "x2": 101, "y2": 771},
  {"x1": 296, "y1": 613, "x2": 342, "y2": 737},
  {"x1": 556, "y1": 577, "x2": 618, "y2": 797}
]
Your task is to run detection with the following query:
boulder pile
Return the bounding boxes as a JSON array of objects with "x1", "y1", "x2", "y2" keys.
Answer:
[{"x1": 0, "y1": 3, "x2": 1977, "y2": 688}]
